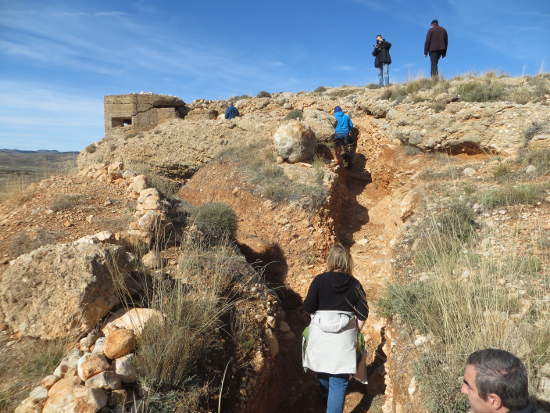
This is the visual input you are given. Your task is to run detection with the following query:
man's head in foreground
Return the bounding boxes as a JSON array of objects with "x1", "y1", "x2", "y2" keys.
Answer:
[{"x1": 462, "y1": 349, "x2": 530, "y2": 413}]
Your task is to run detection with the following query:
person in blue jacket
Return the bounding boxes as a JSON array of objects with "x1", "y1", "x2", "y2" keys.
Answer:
[
  {"x1": 333, "y1": 106, "x2": 354, "y2": 168},
  {"x1": 224, "y1": 102, "x2": 240, "y2": 120}
]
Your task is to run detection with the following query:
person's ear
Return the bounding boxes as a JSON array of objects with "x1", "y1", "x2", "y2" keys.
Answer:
[{"x1": 486, "y1": 393, "x2": 503, "y2": 410}]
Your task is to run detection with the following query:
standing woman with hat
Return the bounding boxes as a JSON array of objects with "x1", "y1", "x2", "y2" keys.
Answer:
[{"x1": 302, "y1": 243, "x2": 369, "y2": 413}]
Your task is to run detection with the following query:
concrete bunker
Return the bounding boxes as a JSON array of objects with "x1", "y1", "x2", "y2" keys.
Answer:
[{"x1": 104, "y1": 93, "x2": 187, "y2": 136}]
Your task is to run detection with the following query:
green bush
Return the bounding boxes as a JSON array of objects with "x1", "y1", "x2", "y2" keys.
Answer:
[
  {"x1": 457, "y1": 80, "x2": 506, "y2": 102},
  {"x1": 284, "y1": 109, "x2": 303, "y2": 120},
  {"x1": 313, "y1": 86, "x2": 327, "y2": 93},
  {"x1": 190, "y1": 203, "x2": 237, "y2": 244},
  {"x1": 366, "y1": 83, "x2": 380, "y2": 89},
  {"x1": 256, "y1": 90, "x2": 271, "y2": 98}
]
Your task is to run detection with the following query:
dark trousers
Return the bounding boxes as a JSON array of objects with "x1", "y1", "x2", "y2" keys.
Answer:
[{"x1": 429, "y1": 50, "x2": 444, "y2": 78}]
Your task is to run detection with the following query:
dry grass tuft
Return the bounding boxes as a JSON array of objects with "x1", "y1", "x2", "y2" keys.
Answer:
[{"x1": 0, "y1": 339, "x2": 65, "y2": 411}]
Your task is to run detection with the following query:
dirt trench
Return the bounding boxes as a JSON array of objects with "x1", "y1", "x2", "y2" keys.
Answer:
[{"x1": 260, "y1": 115, "x2": 422, "y2": 413}]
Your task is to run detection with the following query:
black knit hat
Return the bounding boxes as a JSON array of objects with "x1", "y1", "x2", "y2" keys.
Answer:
[{"x1": 431, "y1": 19, "x2": 438, "y2": 25}]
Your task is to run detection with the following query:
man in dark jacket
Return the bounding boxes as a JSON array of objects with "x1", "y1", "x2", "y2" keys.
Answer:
[
  {"x1": 462, "y1": 349, "x2": 544, "y2": 413},
  {"x1": 373, "y1": 34, "x2": 392, "y2": 87},
  {"x1": 224, "y1": 102, "x2": 240, "y2": 120},
  {"x1": 424, "y1": 19, "x2": 448, "y2": 78}
]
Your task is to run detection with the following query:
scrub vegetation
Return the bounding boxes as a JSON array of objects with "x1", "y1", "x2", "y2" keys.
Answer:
[{"x1": 380, "y1": 147, "x2": 550, "y2": 413}]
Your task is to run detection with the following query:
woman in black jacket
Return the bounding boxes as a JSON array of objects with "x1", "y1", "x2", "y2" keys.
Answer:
[
  {"x1": 372, "y1": 34, "x2": 392, "y2": 87},
  {"x1": 302, "y1": 243, "x2": 369, "y2": 413}
]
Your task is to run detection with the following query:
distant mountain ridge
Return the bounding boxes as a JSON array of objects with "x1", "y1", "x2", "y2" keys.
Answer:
[{"x1": 0, "y1": 149, "x2": 79, "y2": 154}]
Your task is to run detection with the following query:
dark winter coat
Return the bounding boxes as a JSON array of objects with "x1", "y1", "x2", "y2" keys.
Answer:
[
  {"x1": 372, "y1": 40, "x2": 392, "y2": 68},
  {"x1": 303, "y1": 271, "x2": 369, "y2": 321},
  {"x1": 424, "y1": 25, "x2": 448, "y2": 56}
]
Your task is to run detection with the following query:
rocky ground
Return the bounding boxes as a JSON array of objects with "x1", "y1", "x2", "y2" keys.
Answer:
[{"x1": 1, "y1": 73, "x2": 549, "y2": 413}]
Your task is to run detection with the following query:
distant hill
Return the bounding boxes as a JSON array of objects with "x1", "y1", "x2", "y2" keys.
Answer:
[{"x1": 0, "y1": 149, "x2": 79, "y2": 155}]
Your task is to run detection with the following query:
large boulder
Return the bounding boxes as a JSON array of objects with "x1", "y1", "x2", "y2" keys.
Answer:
[
  {"x1": 273, "y1": 120, "x2": 316, "y2": 163},
  {"x1": 302, "y1": 109, "x2": 335, "y2": 144},
  {"x1": 0, "y1": 242, "x2": 133, "y2": 339}
]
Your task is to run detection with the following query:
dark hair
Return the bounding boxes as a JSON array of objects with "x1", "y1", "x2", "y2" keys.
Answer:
[
  {"x1": 467, "y1": 349, "x2": 529, "y2": 410},
  {"x1": 376, "y1": 34, "x2": 382, "y2": 37},
  {"x1": 431, "y1": 19, "x2": 439, "y2": 25}
]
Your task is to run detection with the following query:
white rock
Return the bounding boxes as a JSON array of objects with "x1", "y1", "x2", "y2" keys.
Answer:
[
  {"x1": 114, "y1": 353, "x2": 137, "y2": 383},
  {"x1": 273, "y1": 120, "x2": 316, "y2": 163},
  {"x1": 463, "y1": 167, "x2": 476, "y2": 177},
  {"x1": 525, "y1": 165, "x2": 537, "y2": 175},
  {"x1": 102, "y1": 308, "x2": 165, "y2": 337},
  {"x1": 28, "y1": 386, "x2": 48, "y2": 401},
  {"x1": 408, "y1": 376, "x2": 417, "y2": 395}
]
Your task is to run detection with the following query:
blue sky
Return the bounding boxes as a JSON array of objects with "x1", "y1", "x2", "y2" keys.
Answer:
[{"x1": 1, "y1": 0, "x2": 549, "y2": 151}]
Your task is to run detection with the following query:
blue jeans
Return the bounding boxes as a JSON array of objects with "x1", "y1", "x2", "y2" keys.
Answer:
[
  {"x1": 378, "y1": 63, "x2": 390, "y2": 86},
  {"x1": 319, "y1": 374, "x2": 349, "y2": 413}
]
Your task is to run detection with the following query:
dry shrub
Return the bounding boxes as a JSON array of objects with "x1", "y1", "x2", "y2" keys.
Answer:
[
  {"x1": 405, "y1": 77, "x2": 435, "y2": 94},
  {"x1": 49, "y1": 193, "x2": 84, "y2": 212},
  {"x1": 508, "y1": 87, "x2": 532, "y2": 104},
  {"x1": 430, "y1": 101, "x2": 447, "y2": 113},
  {"x1": 256, "y1": 90, "x2": 271, "y2": 98},
  {"x1": 328, "y1": 88, "x2": 363, "y2": 97},
  {"x1": 476, "y1": 183, "x2": 549, "y2": 208},
  {"x1": 85, "y1": 143, "x2": 97, "y2": 153},
  {"x1": 125, "y1": 239, "x2": 257, "y2": 411},
  {"x1": 522, "y1": 147, "x2": 550, "y2": 175},
  {"x1": 313, "y1": 86, "x2": 327, "y2": 93},
  {"x1": 457, "y1": 79, "x2": 506, "y2": 102}
]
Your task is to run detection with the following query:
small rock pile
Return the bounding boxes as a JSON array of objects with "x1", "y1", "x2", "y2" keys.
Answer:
[
  {"x1": 15, "y1": 328, "x2": 137, "y2": 413},
  {"x1": 15, "y1": 307, "x2": 164, "y2": 413},
  {"x1": 78, "y1": 162, "x2": 170, "y2": 268}
]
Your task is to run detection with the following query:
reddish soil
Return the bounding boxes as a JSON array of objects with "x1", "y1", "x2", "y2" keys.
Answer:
[
  {"x1": 0, "y1": 175, "x2": 134, "y2": 269},
  {"x1": 179, "y1": 114, "x2": 426, "y2": 413}
]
